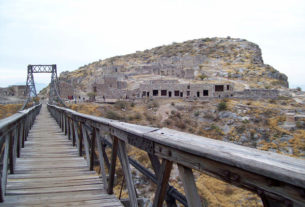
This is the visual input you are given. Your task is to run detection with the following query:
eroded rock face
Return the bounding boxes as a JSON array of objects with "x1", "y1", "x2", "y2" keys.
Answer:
[{"x1": 57, "y1": 37, "x2": 289, "y2": 96}]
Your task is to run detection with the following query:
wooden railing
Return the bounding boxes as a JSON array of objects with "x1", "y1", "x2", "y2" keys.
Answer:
[
  {"x1": 0, "y1": 104, "x2": 41, "y2": 202},
  {"x1": 47, "y1": 104, "x2": 305, "y2": 207}
]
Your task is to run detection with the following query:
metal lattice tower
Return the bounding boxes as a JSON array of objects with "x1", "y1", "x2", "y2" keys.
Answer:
[{"x1": 22, "y1": 64, "x2": 66, "y2": 109}]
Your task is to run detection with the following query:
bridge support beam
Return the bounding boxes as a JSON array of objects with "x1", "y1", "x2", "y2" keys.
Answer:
[{"x1": 153, "y1": 159, "x2": 173, "y2": 207}]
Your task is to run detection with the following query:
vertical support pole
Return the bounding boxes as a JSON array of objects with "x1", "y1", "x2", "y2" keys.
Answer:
[
  {"x1": 13, "y1": 127, "x2": 18, "y2": 170},
  {"x1": 22, "y1": 120, "x2": 25, "y2": 148},
  {"x1": 64, "y1": 115, "x2": 67, "y2": 135},
  {"x1": 89, "y1": 127, "x2": 96, "y2": 171},
  {"x1": 117, "y1": 139, "x2": 138, "y2": 207},
  {"x1": 9, "y1": 131, "x2": 15, "y2": 174},
  {"x1": 153, "y1": 159, "x2": 173, "y2": 207},
  {"x1": 178, "y1": 164, "x2": 202, "y2": 207},
  {"x1": 102, "y1": 143, "x2": 111, "y2": 170},
  {"x1": 73, "y1": 121, "x2": 80, "y2": 149},
  {"x1": 67, "y1": 117, "x2": 71, "y2": 140},
  {"x1": 61, "y1": 113, "x2": 64, "y2": 132},
  {"x1": 72, "y1": 119, "x2": 76, "y2": 146},
  {"x1": 17, "y1": 123, "x2": 21, "y2": 158},
  {"x1": 107, "y1": 136, "x2": 118, "y2": 194},
  {"x1": 96, "y1": 131, "x2": 108, "y2": 190},
  {"x1": 78, "y1": 122, "x2": 83, "y2": 156},
  {"x1": 82, "y1": 126, "x2": 91, "y2": 168},
  {"x1": 1, "y1": 135, "x2": 10, "y2": 200}
]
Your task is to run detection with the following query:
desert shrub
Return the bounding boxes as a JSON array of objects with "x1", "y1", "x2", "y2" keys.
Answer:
[
  {"x1": 194, "y1": 111, "x2": 200, "y2": 117},
  {"x1": 105, "y1": 110, "x2": 123, "y2": 120},
  {"x1": 144, "y1": 112, "x2": 156, "y2": 122},
  {"x1": 114, "y1": 101, "x2": 128, "y2": 110},
  {"x1": 134, "y1": 113, "x2": 142, "y2": 120},
  {"x1": 147, "y1": 100, "x2": 159, "y2": 109},
  {"x1": 296, "y1": 121, "x2": 305, "y2": 129},
  {"x1": 217, "y1": 101, "x2": 227, "y2": 111}
]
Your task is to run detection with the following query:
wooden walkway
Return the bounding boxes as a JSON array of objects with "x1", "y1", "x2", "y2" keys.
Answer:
[{"x1": 2, "y1": 105, "x2": 123, "y2": 207}]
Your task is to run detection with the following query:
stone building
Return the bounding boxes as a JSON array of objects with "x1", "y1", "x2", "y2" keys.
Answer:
[
  {"x1": 0, "y1": 85, "x2": 26, "y2": 97},
  {"x1": 92, "y1": 75, "x2": 132, "y2": 99},
  {"x1": 139, "y1": 80, "x2": 234, "y2": 99},
  {"x1": 58, "y1": 81, "x2": 74, "y2": 99}
]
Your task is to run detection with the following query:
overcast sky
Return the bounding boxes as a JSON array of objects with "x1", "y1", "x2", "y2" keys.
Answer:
[{"x1": 0, "y1": 0, "x2": 304, "y2": 89}]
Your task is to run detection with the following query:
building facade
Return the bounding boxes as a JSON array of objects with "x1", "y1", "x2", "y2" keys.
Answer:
[{"x1": 139, "y1": 80, "x2": 234, "y2": 99}]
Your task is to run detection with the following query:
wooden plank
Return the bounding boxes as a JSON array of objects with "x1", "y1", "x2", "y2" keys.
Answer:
[
  {"x1": 152, "y1": 159, "x2": 173, "y2": 207},
  {"x1": 177, "y1": 164, "x2": 202, "y2": 206},
  {"x1": 117, "y1": 139, "x2": 138, "y2": 207},
  {"x1": 3, "y1": 190, "x2": 117, "y2": 205}
]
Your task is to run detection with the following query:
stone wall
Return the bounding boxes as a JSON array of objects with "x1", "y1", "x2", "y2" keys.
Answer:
[{"x1": 233, "y1": 89, "x2": 279, "y2": 99}]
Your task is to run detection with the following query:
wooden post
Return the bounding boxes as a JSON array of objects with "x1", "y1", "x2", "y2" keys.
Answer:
[
  {"x1": 89, "y1": 128, "x2": 96, "y2": 171},
  {"x1": 1, "y1": 135, "x2": 10, "y2": 198},
  {"x1": 64, "y1": 116, "x2": 67, "y2": 135},
  {"x1": 178, "y1": 164, "x2": 202, "y2": 207},
  {"x1": 148, "y1": 153, "x2": 177, "y2": 207},
  {"x1": 102, "y1": 143, "x2": 111, "y2": 170},
  {"x1": 153, "y1": 159, "x2": 173, "y2": 207},
  {"x1": 21, "y1": 121, "x2": 25, "y2": 148},
  {"x1": 17, "y1": 124, "x2": 21, "y2": 158},
  {"x1": 107, "y1": 136, "x2": 118, "y2": 194},
  {"x1": 82, "y1": 125, "x2": 91, "y2": 168},
  {"x1": 67, "y1": 118, "x2": 70, "y2": 140},
  {"x1": 78, "y1": 123, "x2": 83, "y2": 156},
  {"x1": 96, "y1": 132, "x2": 108, "y2": 190},
  {"x1": 117, "y1": 139, "x2": 138, "y2": 207},
  {"x1": 9, "y1": 131, "x2": 15, "y2": 174},
  {"x1": 61, "y1": 113, "x2": 64, "y2": 131},
  {"x1": 71, "y1": 119, "x2": 76, "y2": 146}
]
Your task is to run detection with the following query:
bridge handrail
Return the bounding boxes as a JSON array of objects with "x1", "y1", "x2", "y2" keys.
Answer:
[
  {"x1": 0, "y1": 104, "x2": 41, "y2": 202},
  {"x1": 47, "y1": 104, "x2": 305, "y2": 207}
]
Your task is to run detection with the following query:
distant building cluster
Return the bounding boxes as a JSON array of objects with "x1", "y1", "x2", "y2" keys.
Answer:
[
  {"x1": 92, "y1": 76, "x2": 234, "y2": 100},
  {"x1": 0, "y1": 85, "x2": 26, "y2": 97},
  {"x1": 139, "y1": 80, "x2": 234, "y2": 99}
]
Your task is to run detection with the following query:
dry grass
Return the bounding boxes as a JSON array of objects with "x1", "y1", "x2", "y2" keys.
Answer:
[{"x1": 0, "y1": 104, "x2": 22, "y2": 119}]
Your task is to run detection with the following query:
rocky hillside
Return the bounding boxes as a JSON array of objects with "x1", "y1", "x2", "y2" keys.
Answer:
[{"x1": 59, "y1": 37, "x2": 288, "y2": 96}]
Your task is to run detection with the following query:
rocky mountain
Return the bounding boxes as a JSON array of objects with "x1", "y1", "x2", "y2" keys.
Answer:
[{"x1": 59, "y1": 37, "x2": 288, "y2": 96}]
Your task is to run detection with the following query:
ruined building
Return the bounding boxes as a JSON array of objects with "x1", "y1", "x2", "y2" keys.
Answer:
[{"x1": 140, "y1": 80, "x2": 234, "y2": 99}]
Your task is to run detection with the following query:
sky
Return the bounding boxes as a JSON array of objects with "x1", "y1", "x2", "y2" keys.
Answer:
[{"x1": 0, "y1": 0, "x2": 304, "y2": 90}]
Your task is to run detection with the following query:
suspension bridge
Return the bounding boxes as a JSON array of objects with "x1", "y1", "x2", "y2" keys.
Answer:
[{"x1": 0, "y1": 65, "x2": 305, "y2": 207}]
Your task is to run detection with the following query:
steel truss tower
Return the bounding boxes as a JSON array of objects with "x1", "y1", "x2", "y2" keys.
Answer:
[{"x1": 22, "y1": 64, "x2": 66, "y2": 109}]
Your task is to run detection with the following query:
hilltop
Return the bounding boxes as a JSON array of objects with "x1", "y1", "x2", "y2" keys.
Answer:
[{"x1": 58, "y1": 37, "x2": 288, "y2": 97}]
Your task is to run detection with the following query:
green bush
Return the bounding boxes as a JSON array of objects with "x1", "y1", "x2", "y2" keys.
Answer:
[
  {"x1": 217, "y1": 101, "x2": 227, "y2": 111},
  {"x1": 114, "y1": 101, "x2": 128, "y2": 110}
]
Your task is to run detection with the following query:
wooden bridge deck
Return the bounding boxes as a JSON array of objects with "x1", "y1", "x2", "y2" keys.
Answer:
[{"x1": 2, "y1": 105, "x2": 123, "y2": 207}]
